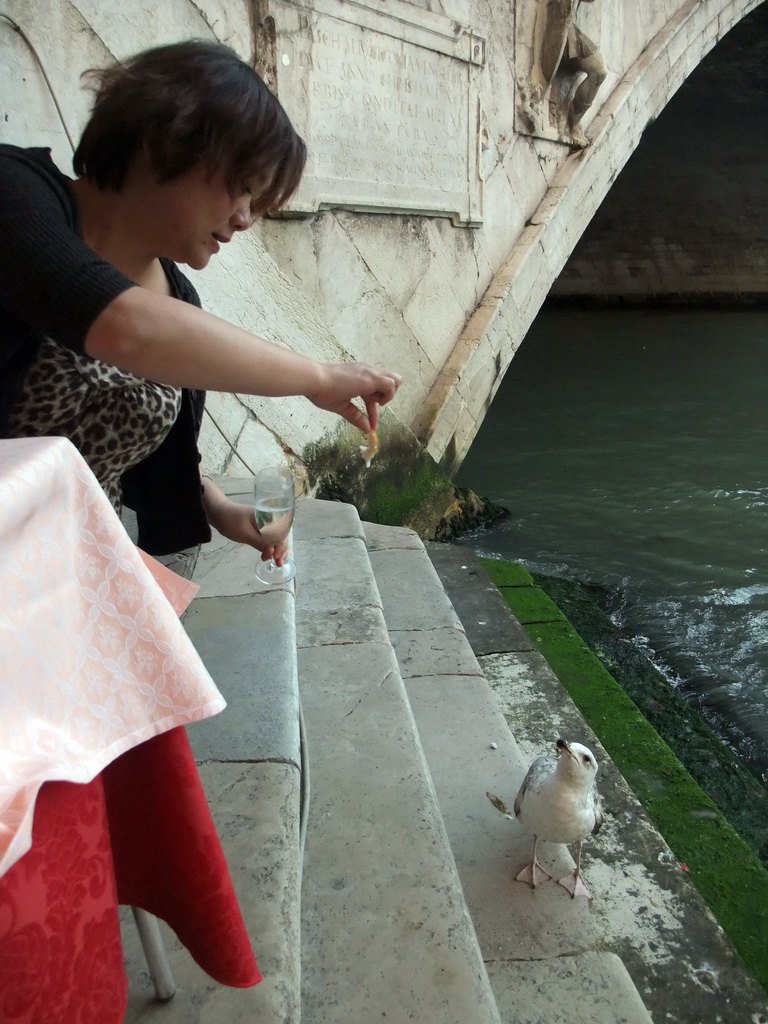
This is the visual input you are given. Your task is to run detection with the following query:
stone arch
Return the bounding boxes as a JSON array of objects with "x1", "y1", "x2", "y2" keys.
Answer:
[{"x1": 414, "y1": 0, "x2": 766, "y2": 476}]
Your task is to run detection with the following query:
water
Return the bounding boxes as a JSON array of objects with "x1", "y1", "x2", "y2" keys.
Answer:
[{"x1": 454, "y1": 307, "x2": 768, "y2": 779}]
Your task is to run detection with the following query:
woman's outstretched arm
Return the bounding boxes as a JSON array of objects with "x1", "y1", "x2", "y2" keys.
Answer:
[{"x1": 85, "y1": 286, "x2": 400, "y2": 432}]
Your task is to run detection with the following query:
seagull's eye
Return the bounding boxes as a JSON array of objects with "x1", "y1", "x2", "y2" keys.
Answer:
[{"x1": 582, "y1": 755, "x2": 591, "y2": 765}]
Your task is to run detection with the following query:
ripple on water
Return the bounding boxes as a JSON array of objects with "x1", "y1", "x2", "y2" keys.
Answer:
[{"x1": 455, "y1": 309, "x2": 768, "y2": 777}]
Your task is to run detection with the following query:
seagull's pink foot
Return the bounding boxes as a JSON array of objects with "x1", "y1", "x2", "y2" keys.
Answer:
[
  {"x1": 558, "y1": 871, "x2": 593, "y2": 900},
  {"x1": 516, "y1": 859, "x2": 552, "y2": 888}
]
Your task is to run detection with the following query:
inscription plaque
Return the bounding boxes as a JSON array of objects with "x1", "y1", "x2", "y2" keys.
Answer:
[{"x1": 272, "y1": 0, "x2": 485, "y2": 225}]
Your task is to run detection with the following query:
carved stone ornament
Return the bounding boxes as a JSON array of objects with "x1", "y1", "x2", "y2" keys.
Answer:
[
  {"x1": 515, "y1": 0, "x2": 606, "y2": 148},
  {"x1": 264, "y1": 0, "x2": 486, "y2": 226}
]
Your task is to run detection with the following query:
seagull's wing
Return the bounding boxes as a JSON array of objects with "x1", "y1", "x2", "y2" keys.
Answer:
[
  {"x1": 591, "y1": 789, "x2": 605, "y2": 835},
  {"x1": 513, "y1": 787, "x2": 524, "y2": 818},
  {"x1": 513, "y1": 754, "x2": 551, "y2": 817}
]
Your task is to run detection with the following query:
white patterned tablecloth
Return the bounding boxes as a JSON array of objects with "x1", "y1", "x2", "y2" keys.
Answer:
[{"x1": 0, "y1": 436, "x2": 225, "y2": 875}]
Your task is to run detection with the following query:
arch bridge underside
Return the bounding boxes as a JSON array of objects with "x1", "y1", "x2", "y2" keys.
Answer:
[{"x1": 414, "y1": 0, "x2": 765, "y2": 477}]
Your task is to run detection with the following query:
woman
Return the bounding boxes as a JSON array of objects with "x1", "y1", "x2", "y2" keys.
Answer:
[{"x1": 0, "y1": 39, "x2": 401, "y2": 561}]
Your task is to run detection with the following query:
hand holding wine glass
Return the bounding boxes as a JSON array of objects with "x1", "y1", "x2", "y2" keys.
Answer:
[{"x1": 253, "y1": 465, "x2": 297, "y2": 585}]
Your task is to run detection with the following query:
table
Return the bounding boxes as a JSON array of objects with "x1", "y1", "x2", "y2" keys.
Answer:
[{"x1": 0, "y1": 437, "x2": 260, "y2": 1023}]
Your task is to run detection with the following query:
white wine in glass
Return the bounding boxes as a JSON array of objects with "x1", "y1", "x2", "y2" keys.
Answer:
[{"x1": 253, "y1": 465, "x2": 296, "y2": 585}]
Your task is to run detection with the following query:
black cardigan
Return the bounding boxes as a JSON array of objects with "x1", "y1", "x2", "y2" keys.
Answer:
[{"x1": 0, "y1": 144, "x2": 211, "y2": 554}]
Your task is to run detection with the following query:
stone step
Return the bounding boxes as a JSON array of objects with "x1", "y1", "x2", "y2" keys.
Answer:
[
  {"x1": 366, "y1": 525, "x2": 654, "y2": 1024},
  {"x1": 293, "y1": 498, "x2": 501, "y2": 1024},
  {"x1": 117, "y1": 489, "x2": 767, "y2": 1024}
]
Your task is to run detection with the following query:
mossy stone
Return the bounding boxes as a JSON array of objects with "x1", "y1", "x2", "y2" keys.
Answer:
[
  {"x1": 477, "y1": 557, "x2": 535, "y2": 588},
  {"x1": 481, "y1": 558, "x2": 768, "y2": 994},
  {"x1": 303, "y1": 415, "x2": 506, "y2": 540}
]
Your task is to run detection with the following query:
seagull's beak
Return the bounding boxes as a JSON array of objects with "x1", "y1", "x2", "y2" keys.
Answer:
[{"x1": 556, "y1": 738, "x2": 576, "y2": 760}]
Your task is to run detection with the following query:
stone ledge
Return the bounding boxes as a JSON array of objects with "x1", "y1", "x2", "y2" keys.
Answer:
[
  {"x1": 485, "y1": 953, "x2": 653, "y2": 1024},
  {"x1": 432, "y1": 545, "x2": 768, "y2": 1021},
  {"x1": 184, "y1": 590, "x2": 300, "y2": 768}
]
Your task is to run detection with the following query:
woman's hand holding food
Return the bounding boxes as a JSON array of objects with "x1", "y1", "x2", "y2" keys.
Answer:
[{"x1": 307, "y1": 362, "x2": 401, "y2": 433}]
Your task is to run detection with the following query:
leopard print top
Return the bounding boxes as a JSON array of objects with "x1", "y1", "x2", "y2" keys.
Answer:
[{"x1": 6, "y1": 337, "x2": 181, "y2": 508}]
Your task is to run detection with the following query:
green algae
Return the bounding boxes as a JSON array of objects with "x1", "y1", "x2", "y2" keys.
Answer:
[
  {"x1": 477, "y1": 560, "x2": 535, "y2": 587},
  {"x1": 303, "y1": 418, "x2": 505, "y2": 540},
  {"x1": 365, "y1": 462, "x2": 451, "y2": 527},
  {"x1": 498, "y1": 585, "x2": 566, "y2": 624},
  {"x1": 479, "y1": 556, "x2": 768, "y2": 994}
]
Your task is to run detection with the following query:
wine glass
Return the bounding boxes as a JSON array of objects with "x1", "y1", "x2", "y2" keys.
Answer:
[{"x1": 253, "y1": 464, "x2": 296, "y2": 585}]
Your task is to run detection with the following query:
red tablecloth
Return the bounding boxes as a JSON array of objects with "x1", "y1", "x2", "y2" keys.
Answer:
[
  {"x1": 0, "y1": 438, "x2": 261, "y2": 1020},
  {"x1": 0, "y1": 727, "x2": 260, "y2": 1024}
]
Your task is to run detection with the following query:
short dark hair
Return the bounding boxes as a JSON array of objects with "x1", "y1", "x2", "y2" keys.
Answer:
[{"x1": 73, "y1": 40, "x2": 306, "y2": 214}]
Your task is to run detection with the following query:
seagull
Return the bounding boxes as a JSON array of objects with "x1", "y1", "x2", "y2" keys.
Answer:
[{"x1": 487, "y1": 738, "x2": 604, "y2": 899}]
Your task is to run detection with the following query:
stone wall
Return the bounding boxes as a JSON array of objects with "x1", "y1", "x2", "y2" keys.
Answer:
[
  {"x1": 249, "y1": 0, "x2": 677, "y2": 440},
  {"x1": 1, "y1": 0, "x2": 763, "y2": 480}
]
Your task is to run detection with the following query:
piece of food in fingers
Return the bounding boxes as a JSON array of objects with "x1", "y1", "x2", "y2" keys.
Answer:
[{"x1": 359, "y1": 429, "x2": 379, "y2": 468}]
